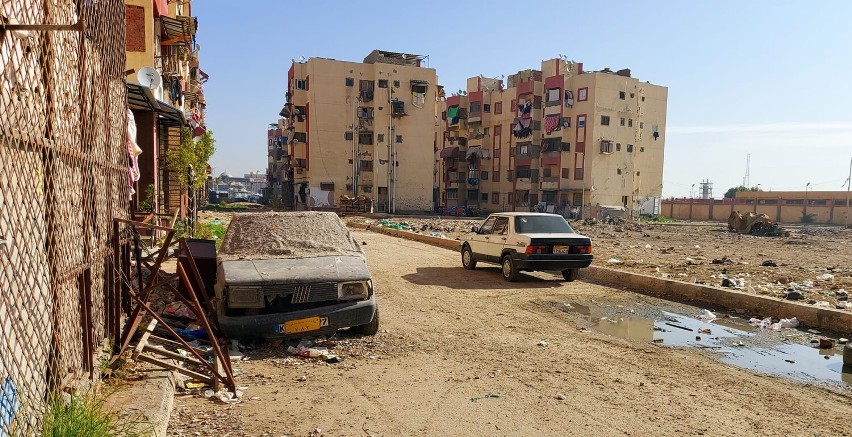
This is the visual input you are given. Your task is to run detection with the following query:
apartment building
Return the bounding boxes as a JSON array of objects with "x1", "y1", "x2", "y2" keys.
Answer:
[
  {"x1": 438, "y1": 58, "x2": 667, "y2": 216},
  {"x1": 125, "y1": 0, "x2": 208, "y2": 216},
  {"x1": 271, "y1": 50, "x2": 439, "y2": 212}
]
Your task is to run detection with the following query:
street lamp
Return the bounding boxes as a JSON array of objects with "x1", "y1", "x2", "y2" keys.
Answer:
[{"x1": 690, "y1": 183, "x2": 695, "y2": 199}]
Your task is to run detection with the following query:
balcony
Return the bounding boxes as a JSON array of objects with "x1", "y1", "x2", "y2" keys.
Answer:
[
  {"x1": 155, "y1": 44, "x2": 186, "y2": 76},
  {"x1": 541, "y1": 177, "x2": 559, "y2": 190}
]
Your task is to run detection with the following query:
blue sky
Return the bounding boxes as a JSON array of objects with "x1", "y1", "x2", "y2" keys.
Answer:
[{"x1": 195, "y1": 1, "x2": 852, "y2": 198}]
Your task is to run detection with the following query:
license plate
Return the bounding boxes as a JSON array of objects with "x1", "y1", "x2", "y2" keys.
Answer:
[
  {"x1": 280, "y1": 317, "x2": 328, "y2": 334},
  {"x1": 553, "y1": 245, "x2": 570, "y2": 254}
]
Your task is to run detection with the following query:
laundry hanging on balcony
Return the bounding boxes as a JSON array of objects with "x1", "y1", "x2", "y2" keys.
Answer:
[
  {"x1": 169, "y1": 77, "x2": 183, "y2": 104},
  {"x1": 126, "y1": 109, "x2": 143, "y2": 199},
  {"x1": 447, "y1": 106, "x2": 459, "y2": 124},
  {"x1": 517, "y1": 100, "x2": 532, "y2": 116},
  {"x1": 512, "y1": 117, "x2": 532, "y2": 139},
  {"x1": 412, "y1": 92, "x2": 426, "y2": 108},
  {"x1": 564, "y1": 90, "x2": 574, "y2": 108},
  {"x1": 544, "y1": 115, "x2": 564, "y2": 134}
]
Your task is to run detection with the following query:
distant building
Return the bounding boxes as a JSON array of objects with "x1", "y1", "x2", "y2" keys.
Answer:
[
  {"x1": 663, "y1": 191, "x2": 852, "y2": 225},
  {"x1": 271, "y1": 50, "x2": 440, "y2": 212},
  {"x1": 437, "y1": 58, "x2": 667, "y2": 216}
]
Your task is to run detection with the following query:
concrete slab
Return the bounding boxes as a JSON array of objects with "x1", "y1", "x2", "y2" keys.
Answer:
[{"x1": 104, "y1": 369, "x2": 175, "y2": 437}]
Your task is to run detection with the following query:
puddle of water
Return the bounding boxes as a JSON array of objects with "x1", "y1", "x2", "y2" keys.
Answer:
[{"x1": 569, "y1": 303, "x2": 852, "y2": 386}]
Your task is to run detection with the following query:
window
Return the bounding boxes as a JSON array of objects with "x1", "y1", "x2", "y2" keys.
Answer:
[
  {"x1": 600, "y1": 141, "x2": 613, "y2": 154},
  {"x1": 396, "y1": 135, "x2": 403, "y2": 143},
  {"x1": 378, "y1": 79, "x2": 388, "y2": 88},
  {"x1": 619, "y1": 91, "x2": 625, "y2": 100},
  {"x1": 561, "y1": 142, "x2": 571, "y2": 152},
  {"x1": 468, "y1": 190, "x2": 480, "y2": 201},
  {"x1": 628, "y1": 119, "x2": 633, "y2": 127},
  {"x1": 546, "y1": 88, "x2": 561, "y2": 106},
  {"x1": 446, "y1": 189, "x2": 458, "y2": 200},
  {"x1": 616, "y1": 143, "x2": 621, "y2": 151},
  {"x1": 320, "y1": 182, "x2": 334, "y2": 191},
  {"x1": 511, "y1": 100, "x2": 517, "y2": 112},
  {"x1": 507, "y1": 192, "x2": 514, "y2": 205},
  {"x1": 362, "y1": 186, "x2": 372, "y2": 193},
  {"x1": 345, "y1": 77, "x2": 354, "y2": 87},
  {"x1": 483, "y1": 104, "x2": 491, "y2": 113},
  {"x1": 630, "y1": 92, "x2": 635, "y2": 98},
  {"x1": 483, "y1": 127, "x2": 489, "y2": 136},
  {"x1": 640, "y1": 146, "x2": 645, "y2": 152},
  {"x1": 577, "y1": 116, "x2": 586, "y2": 127},
  {"x1": 441, "y1": 111, "x2": 447, "y2": 120},
  {"x1": 492, "y1": 192, "x2": 499, "y2": 204},
  {"x1": 641, "y1": 96, "x2": 645, "y2": 102},
  {"x1": 360, "y1": 160, "x2": 373, "y2": 172},
  {"x1": 600, "y1": 115, "x2": 610, "y2": 126},
  {"x1": 481, "y1": 171, "x2": 489, "y2": 180},
  {"x1": 636, "y1": 171, "x2": 641, "y2": 176},
  {"x1": 470, "y1": 101, "x2": 481, "y2": 114},
  {"x1": 622, "y1": 196, "x2": 629, "y2": 207},
  {"x1": 578, "y1": 87, "x2": 588, "y2": 101},
  {"x1": 515, "y1": 144, "x2": 530, "y2": 156},
  {"x1": 481, "y1": 193, "x2": 489, "y2": 202},
  {"x1": 359, "y1": 132, "x2": 374, "y2": 145},
  {"x1": 358, "y1": 107, "x2": 374, "y2": 120},
  {"x1": 377, "y1": 133, "x2": 385, "y2": 143},
  {"x1": 617, "y1": 168, "x2": 622, "y2": 175},
  {"x1": 493, "y1": 217, "x2": 509, "y2": 234},
  {"x1": 561, "y1": 168, "x2": 570, "y2": 179},
  {"x1": 394, "y1": 80, "x2": 400, "y2": 88},
  {"x1": 494, "y1": 102, "x2": 503, "y2": 114},
  {"x1": 516, "y1": 166, "x2": 531, "y2": 178},
  {"x1": 543, "y1": 167, "x2": 552, "y2": 177},
  {"x1": 292, "y1": 132, "x2": 307, "y2": 143},
  {"x1": 295, "y1": 79, "x2": 307, "y2": 90},
  {"x1": 620, "y1": 118, "x2": 625, "y2": 126},
  {"x1": 627, "y1": 144, "x2": 634, "y2": 152},
  {"x1": 344, "y1": 131, "x2": 354, "y2": 141},
  {"x1": 640, "y1": 122, "x2": 644, "y2": 129}
]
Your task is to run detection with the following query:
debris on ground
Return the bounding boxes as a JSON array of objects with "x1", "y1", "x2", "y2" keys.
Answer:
[{"x1": 727, "y1": 211, "x2": 790, "y2": 237}]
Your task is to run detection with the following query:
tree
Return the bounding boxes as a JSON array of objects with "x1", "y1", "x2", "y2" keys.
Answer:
[
  {"x1": 167, "y1": 127, "x2": 216, "y2": 191},
  {"x1": 723, "y1": 185, "x2": 762, "y2": 198}
]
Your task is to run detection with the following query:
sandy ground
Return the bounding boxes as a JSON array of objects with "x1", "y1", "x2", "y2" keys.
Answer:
[
  {"x1": 168, "y1": 230, "x2": 852, "y2": 437},
  {"x1": 344, "y1": 215, "x2": 852, "y2": 310}
]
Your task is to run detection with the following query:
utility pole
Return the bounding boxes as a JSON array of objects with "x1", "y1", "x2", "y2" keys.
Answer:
[{"x1": 845, "y1": 157, "x2": 851, "y2": 228}]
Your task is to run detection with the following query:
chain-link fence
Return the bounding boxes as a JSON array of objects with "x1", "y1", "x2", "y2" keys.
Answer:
[{"x1": 0, "y1": 0, "x2": 128, "y2": 434}]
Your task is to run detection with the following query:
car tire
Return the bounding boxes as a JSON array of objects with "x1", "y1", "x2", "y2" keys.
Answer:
[
  {"x1": 562, "y1": 268, "x2": 579, "y2": 282},
  {"x1": 501, "y1": 255, "x2": 519, "y2": 282},
  {"x1": 351, "y1": 308, "x2": 379, "y2": 336},
  {"x1": 461, "y1": 245, "x2": 477, "y2": 270}
]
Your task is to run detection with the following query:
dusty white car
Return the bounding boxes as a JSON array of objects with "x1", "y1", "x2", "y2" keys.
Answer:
[{"x1": 460, "y1": 212, "x2": 593, "y2": 282}]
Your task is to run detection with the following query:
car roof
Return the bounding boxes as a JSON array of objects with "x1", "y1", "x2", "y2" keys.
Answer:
[{"x1": 487, "y1": 212, "x2": 565, "y2": 217}]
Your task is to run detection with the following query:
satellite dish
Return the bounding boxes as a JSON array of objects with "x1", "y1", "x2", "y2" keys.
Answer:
[{"x1": 137, "y1": 67, "x2": 162, "y2": 89}]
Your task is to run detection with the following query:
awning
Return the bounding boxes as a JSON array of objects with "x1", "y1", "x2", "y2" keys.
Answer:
[
  {"x1": 439, "y1": 147, "x2": 459, "y2": 159},
  {"x1": 160, "y1": 16, "x2": 195, "y2": 43},
  {"x1": 126, "y1": 82, "x2": 158, "y2": 112},
  {"x1": 155, "y1": 100, "x2": 187, "y2": 127},
  {"x1": 466, "y1": 147, "x2": 490, "y2": 159}
]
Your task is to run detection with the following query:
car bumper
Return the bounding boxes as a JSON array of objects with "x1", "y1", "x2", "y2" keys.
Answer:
[
  {"x1": 217, "y1": 295, "x2": 377, "y2": 340},
  {"x1": 513, "y1": 254, "x2": 593, "y2": 271}
]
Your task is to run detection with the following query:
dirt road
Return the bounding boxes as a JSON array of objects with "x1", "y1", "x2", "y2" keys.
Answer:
[{"x1": 169, "y1": 230, "x2": 852, "y2": 436}]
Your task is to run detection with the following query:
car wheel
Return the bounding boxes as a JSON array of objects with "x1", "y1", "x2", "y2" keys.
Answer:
[
  {"x1": 351, "y1": 308, "x2": 379, "y2": 336},
  {"x1": 562, "y1": 268, "x2": 579, "y2": 282},
  {"x1": 501, "y1": 255, "x2": 519, "y2": 282},
  {"x1": 461, "y1": 245, "x2": 477, "y2": 270}
]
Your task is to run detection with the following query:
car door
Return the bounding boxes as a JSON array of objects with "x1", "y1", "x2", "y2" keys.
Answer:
[
  {"x1": 469, "y1": 216, "x2": 496, "y2": 258},
  {"x1": 485, "y1": 216, "x2": 510, "y2": 262}
]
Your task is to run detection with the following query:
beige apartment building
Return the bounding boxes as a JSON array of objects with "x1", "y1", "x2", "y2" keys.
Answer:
[
  {"x1": 271, "y1": 50, "x2": 439, "y2": 212},
  {"x1": 437, "y1": 58, "x2": 667, "y2": 216}
]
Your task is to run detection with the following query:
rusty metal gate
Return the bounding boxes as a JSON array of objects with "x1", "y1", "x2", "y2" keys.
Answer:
[{"x1": 0, "y1": 0, "x2": 128, "y2": 433}]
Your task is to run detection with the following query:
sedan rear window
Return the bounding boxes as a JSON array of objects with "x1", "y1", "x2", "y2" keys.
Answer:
[{"x1": 514, "y1": 215, "x2": 575, "y2": 234}]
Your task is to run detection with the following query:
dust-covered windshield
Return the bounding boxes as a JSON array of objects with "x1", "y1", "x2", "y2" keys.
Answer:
[{"x1": 514, "y1": 215, "x2": 575, "y2": 234}]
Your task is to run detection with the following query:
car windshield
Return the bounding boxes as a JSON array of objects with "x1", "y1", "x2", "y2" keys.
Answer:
[{"x1": 514, "y1": 215, "x2": 575, "y2": 234}]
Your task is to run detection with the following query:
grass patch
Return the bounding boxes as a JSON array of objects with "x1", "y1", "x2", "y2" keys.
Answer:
[
  {"x1": 204, "y1": 203, "x2": 250, "y2": 212},
  {"x1": 195, "y1": 221, "x2": 227, "y2": 249},
  {"x1": 641, "y1": 215, "x2": 675, "y2": 223},
  {"x1": 41, "y1": 391, "x2": 150, "y2": 437}
]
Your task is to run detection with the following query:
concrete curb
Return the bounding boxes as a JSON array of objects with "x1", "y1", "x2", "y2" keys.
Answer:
[
  {"x1": 106, "y1": 370, "x2": 175, "y2": 436},
  {"x1": 350, "y1": 223, "x2": 852, "y2": 335}
]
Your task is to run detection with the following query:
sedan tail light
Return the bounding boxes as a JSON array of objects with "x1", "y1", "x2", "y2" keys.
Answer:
[
  {"x1": 574, "y1": 245, "x2": 593, "y2": 254},
  {"x1": 525, "y1": 245, "x2": 548, "y2": 254}
]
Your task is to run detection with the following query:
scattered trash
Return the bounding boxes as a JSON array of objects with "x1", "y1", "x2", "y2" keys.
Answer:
[
  {"x1": 839, "y1": 338, "x2": 848, "y2": 345},
  {"x1": 644, "y1": 244, "x2": 652, "y2": 249},
  {"x1": 721, "y1": 278, "x2": 736, "y2": 288},
  {"x1": 686, "y1": 257, "x2": 699, "y2": 265},
  {"x1": 470, "y1": 392, "x2": 502, "y2": 402},
  {"x1": 607, "y1": 258, "x2": 624, "y2": 265},
  {"x1": 297, "y1": 375, "x2": 307, "y2": 382},
  {"x1": 785, "y1": 290, "x2": 805, "y2": 300},
  {"x1": 748, "y1": 317, "x2": 799, "y2": 330},
  {"x1": 835, "y1": 289, "x2": 848, "y2": 301},
  {"x1": 652, "y1": 338, "x2": 664, "y2": 343},
  {"x1": 819, "y1": 338, "x2": 835, "y2": 349},
  {"x1": 813, "y1": 301, "x2": 831, "y2": 308},
  {"x1": 785, "y1": 359, "x2": 796, "y2": 364},
  {"x1": 761, "y1": 260, "x2": 778, "y2": 267},
  {"x1": 699, "y1": 309, "x2": 716, "y2": 320},
  {"x1": 537, "y1": 340, "x2": 549, "y2": 347},
  {"x1": 733, "y1": 341, "x2": 745, "y2": 347},
  {"x1": 698, "y1": 328, "x2": 712, "y2": 335},
  {"x1": 711, "y1": 257, "x2": 733, "y2": 265},
  {"x1": 816, "y1": 273, "x2": 835, "y2": 281},
  {"x1": 555, "y1": 393, "x2": 567, "y2": 400}
]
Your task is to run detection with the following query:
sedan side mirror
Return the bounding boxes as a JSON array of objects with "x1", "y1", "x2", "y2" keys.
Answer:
[{"x1": 472, "y1": 225, "x2": 480, "y2": 234}]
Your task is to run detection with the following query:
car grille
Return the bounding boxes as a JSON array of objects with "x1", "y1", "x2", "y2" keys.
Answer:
[{"x1": 262, "y1": 282, "x2": 338, "y2": 304}]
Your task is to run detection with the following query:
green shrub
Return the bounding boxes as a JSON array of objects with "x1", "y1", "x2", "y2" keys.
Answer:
[{"x1": 41, "y1": 391, "x2": 150, "y2": 437}]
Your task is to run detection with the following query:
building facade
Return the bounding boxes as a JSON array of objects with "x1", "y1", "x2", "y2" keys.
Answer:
[
  {"x1": 125, "y1": 0, "x2": 208, "y2": 218},
  {"x1": 437, "y1": 58, "x2": 667, "y2": 216},
  {"x1": 270, "y1": 50, "x2": 439, "y2": 213}
]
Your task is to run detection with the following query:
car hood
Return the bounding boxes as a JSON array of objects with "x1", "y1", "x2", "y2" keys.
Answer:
[{"x1": 220, "y1": 255, "x2": 371, "y2": 285}]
